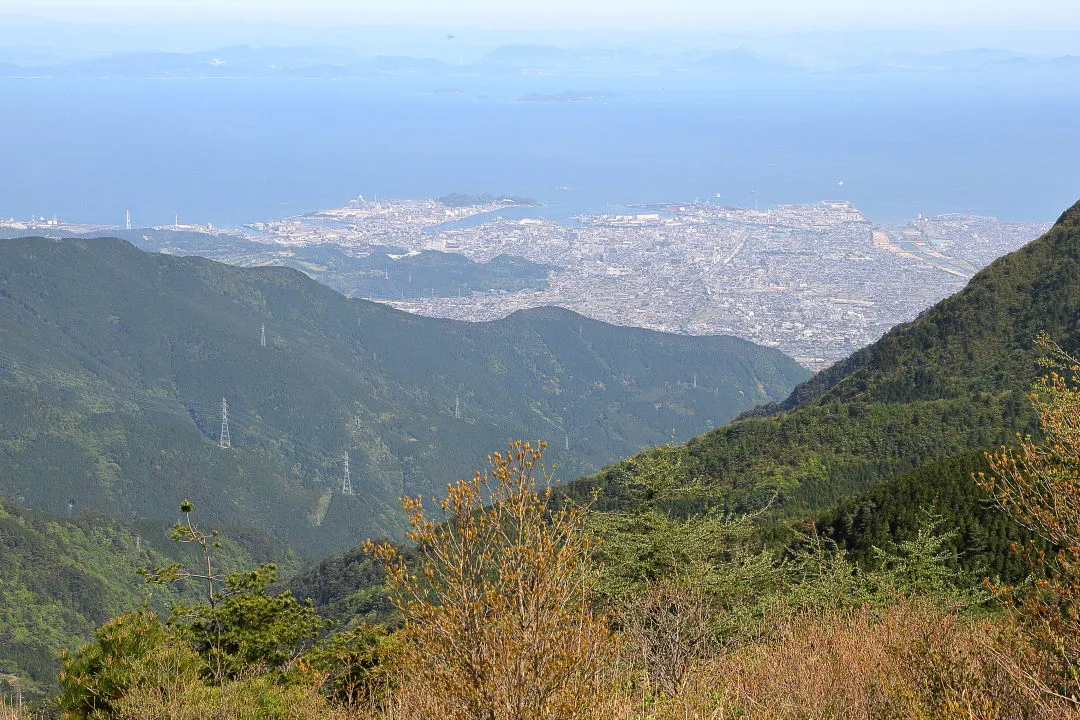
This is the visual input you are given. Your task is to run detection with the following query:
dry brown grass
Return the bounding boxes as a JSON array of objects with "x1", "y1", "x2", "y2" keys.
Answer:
[
  {"x1": 601, "y1": 600, "x2": 1078, "y2": 720},
  {"x1": 0, "y1": 696, "x2": 27, "y2": 720}
]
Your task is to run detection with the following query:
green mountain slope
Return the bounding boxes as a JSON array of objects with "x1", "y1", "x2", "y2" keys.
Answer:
[
  {"x1": 0, "y1": 498, "x2": 297, "y2": 696},
  {"x1": 645, "y1": 199, "x2": 1080, "y2": 515},
  {"x1": 285, "y1": 547, "x2": 397, "y2": 631},
  {"x1": 0, "y1": 236, "x2": 808, "y2": 557},
  {"x1": 813, "y1": 451, "x2": 1034, "y2": 581},
  {"x1": 0, "y1": 227, "x2": 556, "y2": 299},
  {"x1": 125, "y1": 229, "x2": 555, "y2": 300}
]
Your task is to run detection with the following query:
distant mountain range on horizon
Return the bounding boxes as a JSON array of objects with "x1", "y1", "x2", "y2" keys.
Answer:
[{"x1": 1, "y1": 42, "x2": 1079, "y2": 79}]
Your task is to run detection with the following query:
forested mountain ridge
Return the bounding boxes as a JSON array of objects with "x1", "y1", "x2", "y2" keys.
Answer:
[
  {"x1": 579, "y1": 199, "x2": 1080, "y2": 517},
  {"x1": 0, "y1": 236, "x2": 808, "y2": 558}
]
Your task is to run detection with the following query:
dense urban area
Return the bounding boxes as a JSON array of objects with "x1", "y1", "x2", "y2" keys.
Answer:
[{"x1": 1, "y1": 197, "x2": 1048, "y2": 368}]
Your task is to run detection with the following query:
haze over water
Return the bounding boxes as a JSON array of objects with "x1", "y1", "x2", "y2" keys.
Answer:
[{"x1": 2, "y1": 68, "x2": 1078, "y2": 227}]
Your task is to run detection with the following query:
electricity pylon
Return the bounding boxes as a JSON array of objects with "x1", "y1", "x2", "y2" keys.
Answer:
[
  {"x1": 219, "y1": 397, "x2": 231, "y2": 448},
  {"x1": 342, "y1": 452, "x2": 354, "y2": 496}
]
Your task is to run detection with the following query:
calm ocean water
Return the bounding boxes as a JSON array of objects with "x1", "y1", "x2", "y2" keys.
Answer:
[{"x1": 1, "y1": 70, "x2": 1078, "y2": 227}]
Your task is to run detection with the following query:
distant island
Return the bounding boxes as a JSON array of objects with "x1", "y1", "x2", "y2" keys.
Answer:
[
  {"x1": 437, "y1": 192, "x2": 540, "y2": 207},
  {"x1": 516, "y1": 90, "x2": 618, "y2": 103}
]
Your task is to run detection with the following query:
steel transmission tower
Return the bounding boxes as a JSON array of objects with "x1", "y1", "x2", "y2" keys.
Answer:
[
  {"x1": 219, "y1": 397, "x2": 231, "y2": 448},
  {"x1": 342, "y1": 452, "x2": 354, "y2": 495}
]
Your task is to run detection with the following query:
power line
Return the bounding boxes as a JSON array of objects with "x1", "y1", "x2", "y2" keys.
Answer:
[
  {"x1": 0, "y1": 348, "x2": 220, "y2": 415},
  {"x1": 0, "y1": 347, "x2": 571, "y2": 444},
  {"x1": 0, "y1": 347, "x2": 577, "y2": 496}
]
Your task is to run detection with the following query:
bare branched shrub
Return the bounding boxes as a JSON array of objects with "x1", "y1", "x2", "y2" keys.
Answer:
[
  {"x1": 617, "y1": 574, "x2": 716, "y2": 698},
  {"x1": 364, "y1": 440, "x2": 614, "y2": 720},
  {"x1": 979, "y1": 334, "x2": 1080, "y2": 705}
]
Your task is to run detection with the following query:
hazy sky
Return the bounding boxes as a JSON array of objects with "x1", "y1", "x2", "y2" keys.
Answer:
[{"x1": 10, "y1": 0, "x2": 1080, "y2": 30}]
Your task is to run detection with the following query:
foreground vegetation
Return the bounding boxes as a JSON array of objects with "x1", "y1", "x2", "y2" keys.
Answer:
[{"x1": 15, "y1": 337, "x2": 1075, "y2": 718}]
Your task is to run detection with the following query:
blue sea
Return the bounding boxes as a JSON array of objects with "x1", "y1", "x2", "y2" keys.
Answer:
[{"x1": 1, "y1": 70, "x2": 1078, "y2": 227}]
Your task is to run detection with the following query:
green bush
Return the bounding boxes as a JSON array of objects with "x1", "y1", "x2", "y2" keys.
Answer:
[
  {"x1": 301, "y1": 623, "x2": 399, "y2": 710},
  {"x1": 57, "y1": 608, "x2": 188, "y2": 719},
  {"x1": 168, "y1": 564, "x2": 323, "y2": 683}
]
